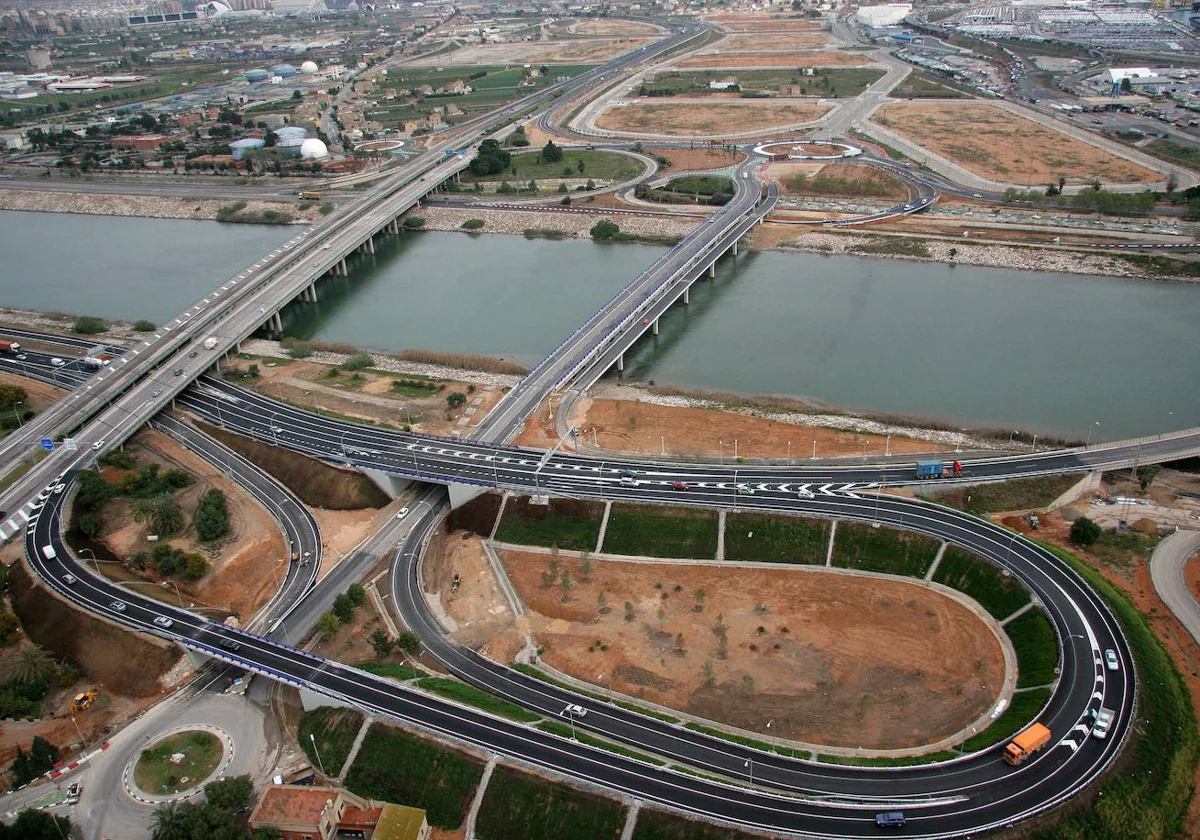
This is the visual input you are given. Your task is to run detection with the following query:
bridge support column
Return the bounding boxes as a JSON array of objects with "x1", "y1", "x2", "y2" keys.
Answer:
[
  {"x1": 652, "y1": 317, "x2": 659, "y2": 336},
  {"x1": 308, "y1": 283, "x2": 319, "y2": 303},
  {"x1": 366, "y1": 236, "x2": 375, "y2": 255},
  {"x1": 616, "y1": 353, "x2": 624, "y2": 372},
  {"x1": 338, "y1": 258, "x2": 348, "y2": 276},
  {"x1": 684, "y1": 287, "x2": 690, "y2": 305},
  {"x1": 708, "y1": 263, "x2": 716, "y2": 279},
  {"x1": 732, "y1": 238, "x2": 740, "y2": 257},
  {"x1": 271, "y1": 311, "x2": 283, "y2": 335}
]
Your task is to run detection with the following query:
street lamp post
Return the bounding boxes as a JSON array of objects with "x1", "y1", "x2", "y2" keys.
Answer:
[
  {"x1": 811, "y1": 440, "x2": 817, "y2": 460},
  {"x1": 1009, "y1": 429, "x2": 1018, "y2": 447},
  {"x1": 70, "y1": 716, "x2": 86, "y2": 749},
  {"x1": 766, "y1": 719, "x2": 775, "y2": 752},
  {"x1": 78, "y1": 548, "x2": 101, "y2": 577},
  {"x1": 744, "y1": 757, "x2": 753, "y2": 786},
  {"x1": 786, "y1": 441, "x2": 791, "y2": 463},
  {"x1": 1086, "y1": 421, "x2": 1100, "y2": 447},
  {"x1": 719, "y1": 439, "x2": 724, "y2": 465},
  {"x1": 310, "y1": 733, "x2": 327, "y2": 777},
  {"x1": 11, "y1": 401, "x2": 23, "y2": 428},
  {"x1": 884, "y1": 434, "x2": 890, "y2": 457},
  {"x1": 161, "y1": 579, "x2": 183, "y2": 607}
]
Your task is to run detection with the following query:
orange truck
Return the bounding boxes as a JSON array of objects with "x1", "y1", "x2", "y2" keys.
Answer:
[{"x1": 1004, "y1": 723, "x2": 1052, "y2": 765}]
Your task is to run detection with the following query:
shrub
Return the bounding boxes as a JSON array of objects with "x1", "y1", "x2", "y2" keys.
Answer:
[
  {"x1": 282, "y1": 337, "x2": 312, "y2": 359},
  {"x1": 194, "y1": 489, "x2": 230, "y2": 542},
  {"x1": 446, "y1": 392, "x2": 467, "y2": 409},
  {"x1": 402, "y1": 216, "x2": 426, "y2": 229},
  {"x1": 461, "y1": 218, "x2": 485, "y2": 230},
  {"x1": 1070, "y1": 516, "x2": 1102, "y2": 547},
  {"x1": 590, "y1": 219, "x2": 620, "y2": 241},
  {"x1": 132, "y1": 319, "x2": 156, "y2": 332},
  {"x1": 71, "y1": 316, "x2": 107, "y2": 335},
  {"x1": 342, "y1": 353, "x2": 374, "y2": 371},
  {"x1": 318, "y1": 202, "x2": 334, "y2": 215}
]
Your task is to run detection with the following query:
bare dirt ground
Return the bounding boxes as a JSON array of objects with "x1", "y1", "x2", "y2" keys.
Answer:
[
  {"x1": 310, "y1": 506, "x2": 400, "y2": 583},
  {"x1": 501, "y1": 550, "x2": 1005, "y2": 749},
  {"x1": 566, "y1": 19, "x2": 663, "y2": 37},
  {"x1": 422, "y1": 530, "x2": 526, "y2": 664},
  {"x1": 708, "y1": 17, "x2": 825, "y2": 32},
  {"x1": 874, "y1": 103, "x2": 1160, "y2": 185},
  {"x1": 767, "y1": 159, "x2": 910, "y2": 200},
  {"x1": 649, "y1": 146, "x2": 747, "y2": 171},
  {"x1": 0, "y1": 371, "x2": 62, "y2": 415},
  {"x1": 677, "y1": 50, "x2": 869, "y2": 69},
  {"x1": 535, "y1": 38, "x2": 653, "y2": 63},
  {"x1": 596, "y1": 101, "x2": 830, "y2": 136},
  {"x1": 248, "y1": 359, "x2": 505, "y2": 437},
  {"x1": 0, "y1": 190, "x2": 323, "y2": 224},
  {"x1": 96, "y1": 430, "x2": 284, "y2": 622},
  {"x1": 515, "y1": 392, "x2": 952, "y2": 460},
  {"x1": 720, "y1": 33, "x2": 832, "y2": 50}
]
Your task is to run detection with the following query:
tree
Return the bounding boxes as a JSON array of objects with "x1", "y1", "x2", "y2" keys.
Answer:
[
  {"x1": 194, "y1": 489, "x2": 230, "y2": 542},
  {"x1": 579, "y1": 553, "x2": 592, "y2": 580},
  {"x1": 674, "y1": 632, "x2": 685, "y2": 654},
  {"x1": 468, "y1": 139, "x2": 510, "y2": 176},
  {"x1": 0, "y1": 612, "x2": 20, "y2": 646},
  {"x1": 13, "y1": 646, "x2": 55, "y2": 683},
  {"x1": 702, "y1": 659, "x2": 715, "y2": 687},
  {"x1": 346, "y1": 583, "x2": 366, "y2": 607},
  {"x1": 590, "y1": 219, "x2": 621, "y2": 241},
  {"x1": 558, "y1": 182, "x2": 568, "y2": 193},
  {"x1": 204, "y1": 774, "x2": 253, "y2": 813},
  {"x1": 292, "y1": 89, "x2": 302, "y2": 100},
  {"x1": 0, "y1": 810, "x2": 74, "y2": 840},
  {"x1": 446, "y1": 392, "x2": 467, "y2": 409},
  {"x1": 263, "y1": 130, "x2": 278, "y2": 148},
  {"x1": 396, "y1": 630, "x2": 422, "y2": 657},
  {"x1": 693, "y1": 589, "x2": 706, "y2": 613},
  {"x1": 597, "y1": 592, "x2": 608, "y2": 614},
  {"x1": 78, "y1": 512, "x2": 103, "y2": 537},
  {"x1": 576, "y1": 159, "x2": 585, "y2": 174},
  {"x1": 1069, "y1": 516, "x2": 1102, "y2": 548},
  {"x1": 541, "y1": 140, "x2": 563, "y2": 163},
  {"x1": 332, "y1": 593, "x2": 355, "y2": 624},
  {"x1": 624, "y1": 601, "x2": 635, "y2": 622},
  {"x1": 369, "y1": 629, "x2": 395, "y2": 658},
  {"x1": 317, "y1": 612, "x2": 340, "y2": 640},
  {"x1": 151, "y1": 800, "x2": 187, "y2": 840},
  {"x1": 559, "y1": 569, "x2": 572, "y2": 601},
  {"x1": 132, "y1": 494, "x2": 184, "y2": 537}
]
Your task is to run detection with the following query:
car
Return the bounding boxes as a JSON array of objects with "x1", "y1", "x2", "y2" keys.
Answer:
[
  {"x1": 53, "y1": 484, "x2": 65, "y2": 495},
  {"x1": 218, "y1": 638, "x2": 242, "y2": 652},
  {"x1": 188, "y1": 350, "x2": 198, "y2": 358},
  {"x1": 972, "y1": 193, "x2": 983, "y2": 198},
  {"x1": 396, "y1": 506, "x2": 410, "y2": 519},
  {"x1": 619, "y1": 476, "x2": 637, "y2": 487},
  {"x1": 618, "y1": 469, "x2": 636, "y2": 479},
  {"x1": 1091, "y1": 707, "x2": 1114, "y2": 740},
  {"x1": 62, "y1": 574, "x2": 77, "y2": 585},
  {"x1": 152, "y1": 388, "x2": 162, "y2": 397},
  {"x1": 49, "y1": 357, "x2": 65, "y2": 367},
  {"x1": 322, "y1": 243, "x2": 332, "y2": 249},
  {"x1": 92, "y1": 440, "x2": 104, "y2": 450},
  {"x1": 173, "y1": 367, "x2": 184, "y2": 376},
  {"x1": 1105, "y1": 649, "x2": 1119, "y2": 671},
  {"x1": 110, "y1": 601, "x2": 127, "y2": 612},
  {"x1": 875, "y1": 812, "x2": 906, "y2": 828},
  {"x1": 671, "y1": 481, "x2": 690, "y2": 491},
  {"x1": 736, "y1": 483, "x2": 754, "y2": 496},
  {"x1": 14, "y1": 354, "x2": 26, "y2": 361},
  {"x1": 561, "y1": 703, "x2": 587, "y2": 717},
  {"x1": 153, "y1": 616, "x2": 174, "y2": 629}
]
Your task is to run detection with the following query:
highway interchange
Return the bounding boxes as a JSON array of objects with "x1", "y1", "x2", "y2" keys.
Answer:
[{"x1": 0, "y1": 17, "x2": 1196, "y2": 838}]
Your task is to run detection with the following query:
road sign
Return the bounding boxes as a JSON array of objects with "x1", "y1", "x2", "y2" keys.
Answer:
[
  {"x1": 39, "y1": 438, "x2": 54, "y2": 451},
  {"x1": 63, "y1": 438, "x2": 78, "y2": 452}
]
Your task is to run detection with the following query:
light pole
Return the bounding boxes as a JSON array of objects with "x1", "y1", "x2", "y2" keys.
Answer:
[
  {"x1": 660, "y1": 435, "x2": 665, "y2": 456},
  {"x1": 1009, "y1": 429, "x2": 1018, "y2": 447},
  {"x1": 269, "y1": 411, "x2": 279, "y2": 447},
  {"x1": 161, "y1": 579, "x2": 183, "y2": 607},
  {"x1": 310, "y1": 733, "x2": 327, "y2": 777},
  {"x1": 1085, "y1": 421, "x2": 1099, "y2": 447},
  {"x1": 70, "y1": 715, "x2": 86, "y2": 749},
  {"x1": 786, "y1": 441, "x2": 791, "y2": 463},
  {"x1": 734, "y1": 438, "x2": 739, "y2": 460},
  {"x1": 78, "y1": 548, "x2": 101, "y2": 577},
  {"x1": 766, "y1": 718, "x2": 775, "y2": 752},
  {"x1": 719, "y1": 439, "x2": 724, "y2": 465},
  {"x1": 341, "y1": 429, "x2": 350, "y2": 463},
  {"x1": 872, "y1": 474, "x2": 885, "y2": 526},
  {"x1": 811, "y1": 440, "x2": 817, "y2": 460},
  {"x1": 744, "y1": 757, "x2": 753, "y2": 785},
  {"x1": 1031, "y1": 434, "x2": 1038, "y2": 452},
  {"x1": 600, "y1": 672, "x2": 613, "y2": 703},
  {"x1": 884, "y1": 434, "x2": 890, "y2": 457},
  {"x1": 11, "y1": 401, "x2": 23, "y2": 428}
]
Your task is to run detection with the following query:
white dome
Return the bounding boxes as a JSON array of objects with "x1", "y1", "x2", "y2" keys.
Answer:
[
  {"x1": 300, "y1": 61, "x2": 319, "y2": 75},
  {"x1": 300, "y1": 138, "x2": 328, "y2": 159}
]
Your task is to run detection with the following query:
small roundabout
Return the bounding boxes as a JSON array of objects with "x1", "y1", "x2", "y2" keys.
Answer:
[{"x1": 125, "y1": 725, "x2": 234, "y2": 803}]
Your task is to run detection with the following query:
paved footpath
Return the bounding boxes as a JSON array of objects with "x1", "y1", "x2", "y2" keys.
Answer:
[{"x1": 1149, "y1": 530, "x2": 1200, "y2": 648}]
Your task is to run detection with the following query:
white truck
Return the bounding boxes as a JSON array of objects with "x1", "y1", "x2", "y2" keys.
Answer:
[{"x1": 203, "y1": 337, "x2": 219, "y2": 350}]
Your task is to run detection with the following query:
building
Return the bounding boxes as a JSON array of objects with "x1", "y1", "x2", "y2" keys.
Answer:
[
  {"x1": 25, "y1": 48, "x2": 51, "y2": 70},
  {"x1": 855, "y1": 3, "x2": 912, "y2": 27},
  {"x1": 709, "y1": 77, "x2": 738, "y2": 90},
  {"x1": 249, "y1": 785, "x2": 429, "y2": 840},
  {"x1": 0, "y1": 131, "x2": 26, "y2": 150},
  {"x1": 111, "y1": 134, "x2": 171, "y2": 151},
  {"x1": 1105, "y1": 68, "x2": 1156, "y2": 84}
]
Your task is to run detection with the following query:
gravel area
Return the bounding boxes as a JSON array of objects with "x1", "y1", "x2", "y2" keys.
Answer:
[
  {"x1": 0, "y1": 190, "x2": 319, "y2": 224},
  {"x1": 409, "y1": 205, "x2": 701, "y2": 239}
]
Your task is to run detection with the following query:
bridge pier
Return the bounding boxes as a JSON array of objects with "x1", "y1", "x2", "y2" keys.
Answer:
[
  {"x1": 338, "y1": 258, "x2": 348, "y2": 276},
  {"x1": 731, "y1": 238, "x2": 740, "y2": 257},
  {"x1": 684, "y1": 287, "x2": 690, "y2": 305},
  {"x1": 366, "y1": 236, "x2": 376, "y2": 255},
  {"x1": 708, "y1": 263, "x2": 716, "y2": 279},
  {"x1": 652, "y1": 317, "x2": 659, "y2": 336},
  {"x1": 617, "y1": 353, "x2": 624, "y2": 372},
  {"x1": 309, "y1": 282, "x2": 318, "y2": 303}
]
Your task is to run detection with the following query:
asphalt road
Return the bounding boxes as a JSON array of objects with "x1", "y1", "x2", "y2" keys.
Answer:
[{"x1": 1149, "y1": 529, "x2": 1200, "y2": 648}]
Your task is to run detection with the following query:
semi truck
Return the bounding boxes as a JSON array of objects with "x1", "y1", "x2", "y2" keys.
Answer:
[
  {"x1": 915, "y1": 460, "x2": 964, "y2": 480},
  {"x1": 0, "y1": 341, "x2": 21, "y2": 353},
  {"x1": 1004, "y1": 723, "x2": 1051, "y2": 765},
  {"x1": 299, "y1": 190, "x2": 322, "y2": 201}
]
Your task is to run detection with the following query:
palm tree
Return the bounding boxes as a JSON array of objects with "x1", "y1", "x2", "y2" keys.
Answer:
[
  {"x1": 13, "y1": 645, "x2": 55, "y2": 683},
  {"x1": 151, "y1": 801, "x2": 186, "y2": 840}
]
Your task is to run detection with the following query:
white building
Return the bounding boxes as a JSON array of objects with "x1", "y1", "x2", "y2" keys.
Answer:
[
  {"x1": 855, "y1": 4, "x2": 912, "y2": 27},
  {"x1": 1105, "y1": 68, "x2": 1157, "y2": 84}
]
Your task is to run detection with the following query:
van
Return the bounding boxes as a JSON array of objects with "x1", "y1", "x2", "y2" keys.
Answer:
[
  {"x1": 875, "y1": 812, "x2": 905, "y2": 827},
  {"x1": 49, "y1": 358, "x2": 65, "y2": 367},
  {"x1": 1091, "y1": 707, "x2": 1115, "y2": 740},
  {"x1": 41, "y1": 545, "x2": 57, "y2": 560}
]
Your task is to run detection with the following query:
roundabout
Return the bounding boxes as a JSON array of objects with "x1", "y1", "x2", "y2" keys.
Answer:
[
  {"x1": 124, "y1": 725, "x2": 234, "y2": 804},
  {"x1": 754, "y1": 139, "x2": 864, "y2": 160}
]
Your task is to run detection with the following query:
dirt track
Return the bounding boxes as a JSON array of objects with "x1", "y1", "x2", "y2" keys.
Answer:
[{"x1": 502, "y1": 550, "x2": 1005, "y2": 749}]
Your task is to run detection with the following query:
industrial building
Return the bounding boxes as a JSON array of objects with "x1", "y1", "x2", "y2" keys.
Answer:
[{"x1": 856, "y1": 4, "x2": 912, "y2": 27}]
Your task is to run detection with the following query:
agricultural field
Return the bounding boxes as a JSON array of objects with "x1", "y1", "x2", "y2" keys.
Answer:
[
  {"x1": 873, "y1": 102, "x2": 1160, "y2": 185},
  {"x1": 602, "y1": 503, "x2": 720, "y2": 559},
  {"x1": 461, "y1": 150, "x2": 644, "y2": 184},
  {"x1": 640, "y1": 68, "x2": 884, "y2": 99},
  {"x1": 476, "y1": 765, "x2": 626, "y2": 840},
  {"x1": 890, "y1": 71, "x2": 973, "y2": 99},
  {"x1": 298, "y1": 707, "x2": 364, "y2": 775},
  {"x1": 831, "y1": 522, "x2": 941, "y2": 578},
  {"x1": 595, "y1": 101, "x2": 829, "y2": 135},
  {"x1": 676, "y1": 50, "x2": 871, "y2": 69},
  {"x1": 720, "y1": 33, "x2": 832, "y2": 50}
]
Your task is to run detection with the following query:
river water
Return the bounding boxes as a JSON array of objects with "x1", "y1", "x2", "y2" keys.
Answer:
[{"x1": 1, "y1": 211, "x2": 1197, "y2": 441}]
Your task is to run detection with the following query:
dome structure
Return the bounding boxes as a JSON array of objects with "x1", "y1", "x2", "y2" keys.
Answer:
[
  {"x1": 245, "y1": 68, "x2": 269, "y2": 83},
  {"x1": 273, "y1": 63, "x2": 298, "y2": 78},
  {"x1": 300, "y1": 60, "x2": 319, "y2": 75},
  {"x1": 201, "y1": 1, "x2": 231, "y2": 16},
  {"x1": 300, "y1": 138, "x2": 328, "y2": 159},
  {"x1": 277, "y1": 136, "x2": 305, "y2": 155},
  {"x1": 229, "y1": 137, "x2": 265, "y2": 159},
  {"x1": 275, "y1": 126, "x2": 307, "y2": 141}
]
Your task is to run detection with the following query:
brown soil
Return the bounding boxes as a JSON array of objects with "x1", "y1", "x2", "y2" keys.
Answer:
[
  {"x1": 95, "y1": 430, "x2": 284, "y2": 622},
  {"x1": 721, "y1": 33, "x2": 831, "y2": 50},
  {"x1": 515, "y1": 395, "x2": 952, "y2": 460},
  {"x1": 677, "y1": 51, "x2": 870, "y2": 69},
  {"x1": 310, "y1": 590, "x2": 390, "y2": 663},
  {"x1": 596, "y1": 102, "x2": 830, "y2": 136},
  {"x1": 422, "y1": 530, "x2": 525, "y2": 664},
  {"x1": 310, "y1": 506, "x2": 398, "y2": 583},
  {"x1": 502, "y1": 550, "x2": 1005, "y2": 749},
  {"x1": 769, "y1": 159, "x2": 911, "y2": 200},
  {"x1": 534, "y1": 39, "x2": 652, "y2": 63},
  {"x1": 875, "y1": 103, "x2": 1160, "y2": 185},
  {"x1": 648, "y1": 146, "x2": 747, "y2": 171},
  {"x1": 0, "y1": 688, "x2": 157, "y2": 767},
  {"x1": 199, "y1": 421, "x2": 389, "y2": 510},
  {"x1": 0, "y1": 371, "x2": 64, "y2": 415},
  {"x1": 569, "y1": 19, "x2": 662, "y2": 37},
  {"x1": 709, "y1": 17, "x2": 825, "y2": 32},
  {"x1": 7, "y1": 561, "x2": 180, "y2": 697}
]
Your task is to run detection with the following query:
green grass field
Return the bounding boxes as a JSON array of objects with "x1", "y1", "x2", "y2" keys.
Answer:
[
  {"x1": 724, "y1": 513, "x2": 830, "y2": 564},
  {"x1": 345, "y1": 723, "x2": 484, "y2": 829},
  {"x1": 463, "y1": 149, "x2": 643, "y2": 183},
  {"x1": 134, "y1": 731, "x2": 222, "y2": 794},
  {"x1": 641, "y1": 68, "x2": 883, "y2": 98},
  {"x1": 891, "y1": 70, "x2": 973, "y2": 99},
  {"x1": 494, "y1": 497, "x2": 604, "y2": 551},
  {"x1": 354, "y1": 661, "x2": 424, "y2": 681},
  {"x1": 536, "y1": 720, "x2": 667, "y2": 765},
  {"x1": 417, "y1": 677, "x2": 541, "y2": 723},
  {"x1": 603, "y1": 503, "x2": 719, "y2": 559},
  {"x1": 932, "y1": 546, "x2": 1030, "y2": 620},
  {"x1": 830, "y1": 522, "x2": 941, "y2": 577},
  {"x1": 924, "y1": 474, "x2": 1079, "y2": 515},
  {"x1": 633, "y1": 809, "x2": 763, "y2": 840},
  {"x1": 1005, "y1": 609, "x2": 1060, "y2": 688},
  {"x1": 476, "y1": 765, "x2": 626, "y2": 840},
  {"x1": 298, "y1": 707, "x2": 364, "y2": 776}
]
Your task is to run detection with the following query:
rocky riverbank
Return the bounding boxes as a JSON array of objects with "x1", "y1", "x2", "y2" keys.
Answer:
[
  {"x1": 0, "y1": 189, "x2": 320, "y2": 224},
  {"x1": 409, "y1": 205, "x2": 701, "y2": 239}
]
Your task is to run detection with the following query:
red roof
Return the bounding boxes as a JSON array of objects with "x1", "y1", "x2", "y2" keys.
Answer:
[
  {"x1": 340, "y1": 806, "x2": 382, "y2": 829},
  {"x1": 251, "y1": 786, "x2": 335, "y2": 828}
]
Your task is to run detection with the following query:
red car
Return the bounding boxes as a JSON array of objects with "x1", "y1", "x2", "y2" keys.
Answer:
[{"x1": 671, "y1": 481, "x2": 690, "y2": 491}]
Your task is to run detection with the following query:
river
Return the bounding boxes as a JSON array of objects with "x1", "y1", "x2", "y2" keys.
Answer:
[{"x1": 1, "y1": 212, "x2": 1197, "y2": 441}]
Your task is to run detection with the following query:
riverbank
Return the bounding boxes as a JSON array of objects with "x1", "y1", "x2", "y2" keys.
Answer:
[{"x1": 0, "y1": 189, "x2": 321, "y2": 224}]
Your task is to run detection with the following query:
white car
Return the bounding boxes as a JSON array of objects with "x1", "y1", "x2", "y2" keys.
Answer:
[
  {"x1": 92, "y1": 440, "x2": 104, "y2": 451},
  {"x1": 396, "y1": 507, "x2": 410, "y2": 519},
  {"x1": 561, "y1": 703, "x2": 587, "y2": 718},
  {"x1": 153, "y1": 615, "x2": 174, "y2": 629},
  {"x1": 62, "y1": 574, "x2": 77, "y2": 585},
  {"x1": 49, "y1": 357, "x2": 65, "y2": 367},
  {"x1": 110, "y1": 601, "x2": 127, "y2": 613},
  {"x1": 1104, "y1": 649, "x2": 1119, "y2": 671}
]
